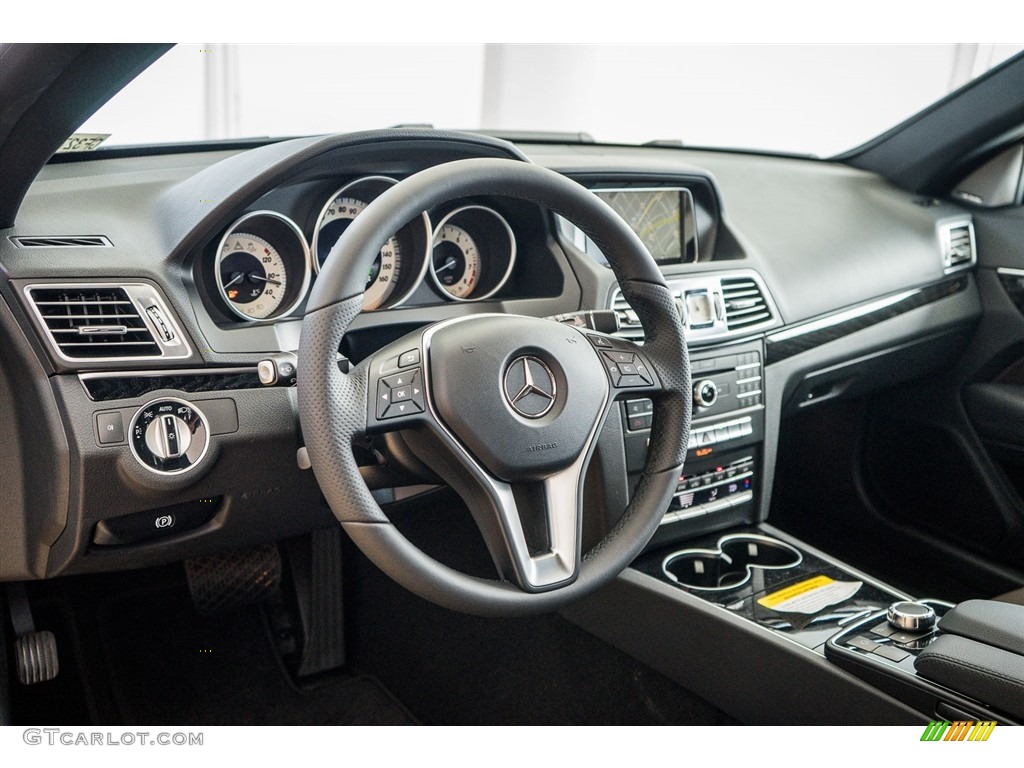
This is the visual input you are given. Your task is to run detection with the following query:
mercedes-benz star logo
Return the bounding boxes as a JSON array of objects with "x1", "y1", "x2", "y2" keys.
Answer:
[{"x1": 503, "y1": 356, "x2": 557, "y2": 419}]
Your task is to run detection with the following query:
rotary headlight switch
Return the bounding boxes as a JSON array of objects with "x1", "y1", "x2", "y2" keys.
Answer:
[{"x1": 130, "y1": 398, "x2": 209, "y2": 474}]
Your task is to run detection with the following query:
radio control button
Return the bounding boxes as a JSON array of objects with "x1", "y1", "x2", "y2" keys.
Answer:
[
  {"x1": 694, "y1": 379, "x2": 719, "y2": 408},
  {"x1": 626, "y1": 399, "x2": 648, "y2": 416},
  {"x1": 603, "y1": 350, "x2": 636, "y2": 365}
]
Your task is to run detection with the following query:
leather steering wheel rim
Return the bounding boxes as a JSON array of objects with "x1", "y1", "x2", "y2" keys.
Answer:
[{"x1": 298, "y1": 157, "x2": 691, "y2": 616}]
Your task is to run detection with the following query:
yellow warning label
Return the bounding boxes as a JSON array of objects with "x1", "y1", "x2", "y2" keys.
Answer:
[{"x1": 758, "y1": 575, "x2": 835, "y2": 608}]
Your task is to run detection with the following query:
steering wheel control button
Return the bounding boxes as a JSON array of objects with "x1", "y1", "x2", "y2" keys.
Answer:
[
  {"x1": 586, "y1": 334, "x2": 613, "y2": 348},
  {"x1": 886, "y1": 601, "x2": 937, "y2": 632},
  {"x1": 129, "y1": 398, "x2": 210, "y2": 474},
  {"x1": 378, "y1": 368, "x2": 425, "y2": 420},
  {"x1": 503, "y1": 356, "x2": 557, "y2": 419},
  {"x1": 599, "y1": 346, "x2": 655, "y2": 389},
  {"x1": 398, "y1": 349, "x2": 420, "y2": 368},
  {"x1": 605, "y1": 350, "x2": 635, "y2": 365},
  {"x1": 95, "y1": 411, "x2": 125, "y2": 445}
]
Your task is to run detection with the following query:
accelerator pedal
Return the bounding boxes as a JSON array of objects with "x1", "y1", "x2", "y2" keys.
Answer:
[
  {"x1": 184, "y1": 543, "x2": 282, "y2": 615},
  {"x1": 6, "y1": 583, "x2": 59, "y2": 684}
]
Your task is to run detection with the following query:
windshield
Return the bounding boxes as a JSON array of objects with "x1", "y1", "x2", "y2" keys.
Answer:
[{"x1": 78, "y1": 44, "x2": 1024, "y2": 157}]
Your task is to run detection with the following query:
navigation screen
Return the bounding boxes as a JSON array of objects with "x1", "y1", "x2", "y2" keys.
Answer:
[{"x1": 596, "y1": 189, "x2": 682, "y2": 262}]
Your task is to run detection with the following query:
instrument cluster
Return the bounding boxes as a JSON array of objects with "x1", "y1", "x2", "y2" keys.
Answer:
[{"x1": 213, "y1": 175, "x2": 517, "y2": 322}]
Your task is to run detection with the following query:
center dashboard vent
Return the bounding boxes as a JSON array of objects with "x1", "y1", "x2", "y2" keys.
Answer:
[
  {"x1": 609, "y1": 270, "x2": 778, "y2": 343},
  {"x1": 940, "y1": 221, "x2": 976, "y2": 273},
  {"x1": 720, "y1": 277, "x2": 773, "y2": 331},
  {"x1": 25, "y1": 284, "x2": 191, "y2": 362}
]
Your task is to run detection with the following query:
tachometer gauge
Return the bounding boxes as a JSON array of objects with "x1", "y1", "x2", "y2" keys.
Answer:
[
  {"x1": 313, "y1": 176, "x2": 430, "y2": 311},
  {"x1": 429, "y1": 205, "x2": 516, "y2": 302},
  {"x1": 215, "y1": 211, "x2": 311, "y2": 322}
]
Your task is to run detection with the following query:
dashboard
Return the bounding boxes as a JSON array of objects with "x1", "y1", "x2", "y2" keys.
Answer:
[{"x1": 0, "y1": 128, "x2": 983, "y2": 583}]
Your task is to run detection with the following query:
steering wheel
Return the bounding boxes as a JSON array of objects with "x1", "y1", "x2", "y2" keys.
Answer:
[{"x1": 298, "y1": 158, "x2": 691, "y2": 616}]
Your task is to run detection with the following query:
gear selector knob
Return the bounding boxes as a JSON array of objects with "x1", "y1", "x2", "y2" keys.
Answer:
[{"x1": 886, "y1": 601, "x2": 937, "y2": 632}]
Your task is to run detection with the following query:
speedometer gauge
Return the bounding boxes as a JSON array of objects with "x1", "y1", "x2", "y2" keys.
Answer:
[
  {"x1": 214, "y1": 211, "x2": 311, "y2": 322},
  {"x1": 312, "y1": 176, "x2": 430, "y2": 311}
]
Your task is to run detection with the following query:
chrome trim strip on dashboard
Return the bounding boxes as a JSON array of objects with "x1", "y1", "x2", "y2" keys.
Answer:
[
  {"x1": 78, "y1": 366, "x2": 258, "y2": 381},
  {"x1": 768, "y1": 290, "x2": 918, "y2": 344},
  {"x1": 764, "y1": 275, "x2": 970, "y2": 365},
  {"x1": 78, "y1": 366, "x2": 261, "y2": 400},
  {"x1": 997, "y1": 267, "x2": 1024, "y2": 277},
  {"x1": 691, "y1": 402, "x2": 763, "y2": 426}
]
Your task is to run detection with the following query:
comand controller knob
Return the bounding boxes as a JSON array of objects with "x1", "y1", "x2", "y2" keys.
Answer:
[
  {"x1": 130, "y1": 398, "x2": 210, "y2": 474},
  {"x1": 886, "y1": 601, "x2": 937, "y2": 632}
]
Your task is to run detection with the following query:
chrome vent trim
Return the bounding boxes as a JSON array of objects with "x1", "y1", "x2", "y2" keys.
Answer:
[
  {"x1": 24, "y1": 283, "x2": 191, "y2": 363},
  {"x1": 721, "y1": 276, "x2": 773, "y2": 330},
  {"x1": 10, "y1": 235, "x2": 113, "y2": 248},
  {"x1": 609, "y1": 269, "x2": 780, "y2": 344},
  {"x1": 610, "y1": 291, "x2": 644, "y2": 340},
  {"x1": 939, "y1": 220, "x2": 976, "y2": 273}
]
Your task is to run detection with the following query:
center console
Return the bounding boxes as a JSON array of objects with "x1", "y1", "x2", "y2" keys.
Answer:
[
  {"x1": 622, "y1": 339, "x2": 766, "y2": 547},
  {"x1": 568, "y1": 269, "x2": 1024, "y2": 724}
]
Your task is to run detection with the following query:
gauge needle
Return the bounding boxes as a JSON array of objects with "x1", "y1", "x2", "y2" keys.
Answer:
[
  {"x1": 248, "y1": 273, "x2": 282, "y2": 286},
  {"x1": 436, "y1": 257, "x2": 458, "y2": 274},
  {"x1": 222, "y1": 272, "x2": 244, "y2": 289}
]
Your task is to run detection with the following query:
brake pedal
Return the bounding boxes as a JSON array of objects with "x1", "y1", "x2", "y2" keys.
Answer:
[
  {"x1": 184, "y1": 544, "x2": 282, "y2": 615},
  {"x1": 6, "y1": 583, "x2": 59, "y2": 685}
]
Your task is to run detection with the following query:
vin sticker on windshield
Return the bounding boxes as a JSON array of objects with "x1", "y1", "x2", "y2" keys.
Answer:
[
  {"x1": 757, "y1": 575, "x2": 863, "y2": 615},
  {"x1": 57, "y1": 133, "x2": 111, "y2": 153}
]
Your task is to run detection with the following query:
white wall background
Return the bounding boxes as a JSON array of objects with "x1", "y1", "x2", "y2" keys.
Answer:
[{"x1": 80, "y1": 44, "x2": 1023, "y2": 156}]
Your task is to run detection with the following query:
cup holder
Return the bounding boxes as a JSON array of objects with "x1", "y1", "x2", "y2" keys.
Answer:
[{"x1": 662, "y1": 534, "x2": 802, "y2": 591}]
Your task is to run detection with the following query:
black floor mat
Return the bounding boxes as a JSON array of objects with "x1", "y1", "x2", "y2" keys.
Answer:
[
  {"x1": 95, "y1": 584, "x2": 414, "y2": 725},
  {"x1": 344, "y1": 532, "x2": 736, "y2": 725}
]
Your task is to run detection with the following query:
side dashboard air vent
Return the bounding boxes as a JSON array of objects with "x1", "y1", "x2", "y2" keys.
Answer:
[
  {"x1": 610, "y1": 291, "x2": 644, "y2": 340},
  {"x1": 25, "y1": 283, "x2": 192, "y2": 363},
  {"x1": 11, "y1": 235, "x2": 112, "y2": 248},
  {"x1": 721, "y1": 277, "x2": 773, "y2": 330},
  {"x1": 940, "y1": 221, "x2": 976, "y2": 273}
]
